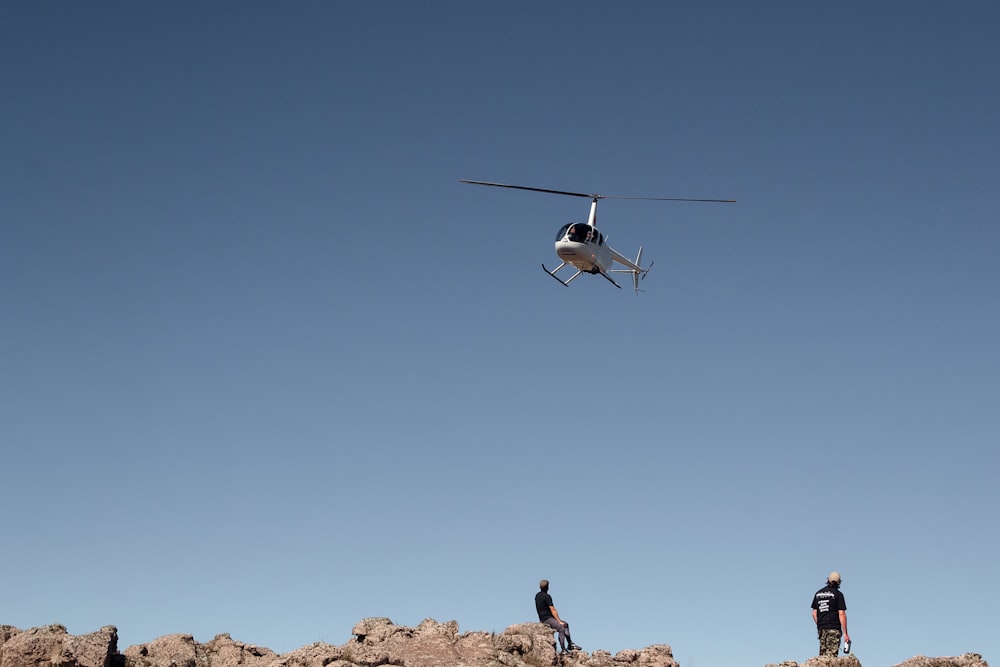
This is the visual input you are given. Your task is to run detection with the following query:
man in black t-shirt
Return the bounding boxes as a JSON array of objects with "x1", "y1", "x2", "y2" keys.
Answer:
[
  {"x1": 535, "y1": 579, "x2": 582, "y2": 653},
  {"x1": 811, "y1": 571, "x2": 850, "y2": 656}
]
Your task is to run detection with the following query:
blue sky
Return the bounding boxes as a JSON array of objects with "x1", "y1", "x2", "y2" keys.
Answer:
[{"x1": 2, "y1": 3, "x2": 997, "y2": 667}]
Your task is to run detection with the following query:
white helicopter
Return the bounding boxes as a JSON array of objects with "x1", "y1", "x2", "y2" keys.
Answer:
[{"x1": 460, "y1": 179, "x2": 734, "y2": 293}]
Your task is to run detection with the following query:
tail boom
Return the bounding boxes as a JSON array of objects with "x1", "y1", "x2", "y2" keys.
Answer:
[{"x1": 609, "y1": 246, "x2": 652, "y2": 294}]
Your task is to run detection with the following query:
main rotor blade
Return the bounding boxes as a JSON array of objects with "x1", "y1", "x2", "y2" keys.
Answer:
[
  {"x1": 603, "y1": 195, "x2": 737, "y2": 203},
  {"x1": 460, "y1": 179, "x2": 734, "y2": 203},
  {"x1": 460, "y1": 180, "x2": 595, "y2": 199}
]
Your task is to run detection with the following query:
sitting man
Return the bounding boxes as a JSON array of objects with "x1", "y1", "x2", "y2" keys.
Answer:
[{"x1": 535, "y1": 579, "x2": 582, "y2": 653}]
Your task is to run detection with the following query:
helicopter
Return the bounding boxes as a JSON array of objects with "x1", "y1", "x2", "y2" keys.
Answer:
[{"x1": 460, "y1": 179, "x2": 735, "y2": 293}]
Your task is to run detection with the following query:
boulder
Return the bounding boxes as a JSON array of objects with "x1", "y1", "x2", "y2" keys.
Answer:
[
  {"x1": 768, "y1": 655, "x2": 991, "y2": 667},
  {"x1": 0, "y1": 623, "x2": 118, "y2": 667},
  {"x1": 894, "y1": 655, "x2": 989, "y2": 667},
  {"x1": 800, "y1": 656, "x2": 863, "y2": 667},
  {"x1": 123, "y1": 632, "x2": 281, "y2": 667},
  {"x1": 349, "y1": 618, "x2": 501, "y2": 667},
  {"x1": 123, "y1": 633, "x2": 199, "y2": 667},
  {"x1": 496, "y1": 622, "x2": 558, "y2": 667},
  {"x1": 199, "y1": 633, "x2": 278, "y2": 667},
  {"x1": 266, "y1": 642, "x2": 348, "y2": 667}
]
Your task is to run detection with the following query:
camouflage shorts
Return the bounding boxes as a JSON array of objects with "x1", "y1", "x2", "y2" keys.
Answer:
[{"x1": 819, "y1": 628, "x2": 842, "y2": 657}]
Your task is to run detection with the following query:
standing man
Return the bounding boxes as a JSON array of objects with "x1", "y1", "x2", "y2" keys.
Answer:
[
  {"x1": 811, "y1": 571, "x2": 850, "y2": 656},
  {"x1": 535, "y1": 579, "x2": 582, "y2": 653}
]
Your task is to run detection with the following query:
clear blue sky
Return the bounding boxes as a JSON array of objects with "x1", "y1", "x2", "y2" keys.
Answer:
[{"x1": 3, "y1": 3, "x2": 997, "y2": 667}]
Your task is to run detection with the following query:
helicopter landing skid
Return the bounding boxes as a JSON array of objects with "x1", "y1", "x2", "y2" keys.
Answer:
[
  {"x1": 543, "y1": 263, "x2": 622, "y2": 289},
  {"x1": 542, "y1": 263, "x2": 575, "y2": 286}
]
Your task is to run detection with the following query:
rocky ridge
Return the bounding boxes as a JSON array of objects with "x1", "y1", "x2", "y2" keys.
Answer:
[{"x1": 0, "y1": 619, "x2": 988, "y2": 667}]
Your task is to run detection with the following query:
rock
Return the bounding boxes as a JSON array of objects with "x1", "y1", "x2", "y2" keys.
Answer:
[
  {"x1": 799, "y1": 656, "x2": 863, "y2": 667},
  {"x1": 123, "y1": 632, "x2": 280, "y2": 667},
  {"x1": 395, "y1": 619, "x2": 464, "y2": 667},
  {"x1": 636, "y1": 645, "x2": 678, "y2": 667},
  {"x1": 200, "y1": 633, "x2": 279, "y2": 667},
  {"x1": 352, "y1": 618, "x2": 400, "y2": 645},
  {"x1": 496, "y1": 622, "x2": 558, "y2": 667},
  {"x1": 0, "y1": 621, "x2": 987, "y2": 667},
  {"x1": 0, "y1": 626, "x2": 20, "y2": 646},
  {"x1": 769, "y1": 655, "x2": 991, "y2": 667},
  {"x1": 768, "y1": 657, "x2": 863, "y2": 667},
  {"x1": 267, "y1": 642, "x2": 346, "y2": 667},
  {"x1": 349, "y1": 618, "x2": 501, "y2": 667},
  {"x1": 123, "y1": 633, "x2": 199, "y2": 667},
  {"x1": 347, "y1": 616, "x2": 411, "y2": 666},
  {"x1": 894, "y1": 655, "x2": 989, "y2": 667},
  {"x1": 0, "y1": 623, "x2": 118, "y2": 667}
]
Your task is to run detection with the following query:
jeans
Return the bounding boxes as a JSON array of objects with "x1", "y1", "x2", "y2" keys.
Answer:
[{"x1": 544, "y1": 617, "x2": 571, "y2": 649}]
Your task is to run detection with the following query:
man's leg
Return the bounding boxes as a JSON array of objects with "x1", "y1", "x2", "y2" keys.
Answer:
[
  {"x1": 544, "y1": 618, "x2": 567, "y2": 650},
  {"x1": 819, "y1": 629, "x2": 841, "y2": 657}
]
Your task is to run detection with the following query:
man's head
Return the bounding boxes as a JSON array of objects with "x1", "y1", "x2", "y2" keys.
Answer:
[
  {"x1": 828, "y1": 571, "x2": 842, "y2": 586},
  {"x1": 539, "y1": 579, "x2": 549, "y2": 592}
]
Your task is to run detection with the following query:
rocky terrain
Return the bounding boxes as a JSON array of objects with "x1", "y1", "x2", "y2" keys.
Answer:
[{"x1": 0, "y1": 619, "x2": 988, "y2": 667}]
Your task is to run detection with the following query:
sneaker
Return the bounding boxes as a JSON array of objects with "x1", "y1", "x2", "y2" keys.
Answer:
[{"x1": 568, "y1": 644, "x2": 583, "y2": 651}]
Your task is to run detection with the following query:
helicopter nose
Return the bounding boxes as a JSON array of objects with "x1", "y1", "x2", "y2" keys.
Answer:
[{"x1": 556, "y1": 240, "x2": 579, "y2": 260}]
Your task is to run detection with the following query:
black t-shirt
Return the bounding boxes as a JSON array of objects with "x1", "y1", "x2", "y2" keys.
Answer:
[
  {"x1": 811, "y1": 584, "x2": 847, "y2": 630},
  {"x1": 535, "y1": 591, "x2": 554, "y2": 622}
]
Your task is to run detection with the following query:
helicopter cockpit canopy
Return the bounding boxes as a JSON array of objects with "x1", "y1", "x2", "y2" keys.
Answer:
[{"x1": 556, "y1": 223, "x2": 604, "y2": 245}]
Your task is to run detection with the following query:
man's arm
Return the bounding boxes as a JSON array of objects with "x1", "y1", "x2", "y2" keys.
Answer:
[
  {"x1": 549, "y1": 606, "x2": 566, "y2": 626},
  {"x1": 839, "y1": 611, "x2": 849, "y2": 642},
  {"x1": 811, "y1": 609, "x2": 818, "y2": 624}
]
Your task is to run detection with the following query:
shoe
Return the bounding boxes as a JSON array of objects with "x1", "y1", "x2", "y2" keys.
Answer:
[{"x1": 568, "y1": 644, "x2": 582, "y2": 651}]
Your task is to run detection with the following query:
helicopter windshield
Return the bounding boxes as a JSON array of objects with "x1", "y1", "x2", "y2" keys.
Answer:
[{"x1": 557, "y1": 223, "x2": 603, "y2": 245}]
